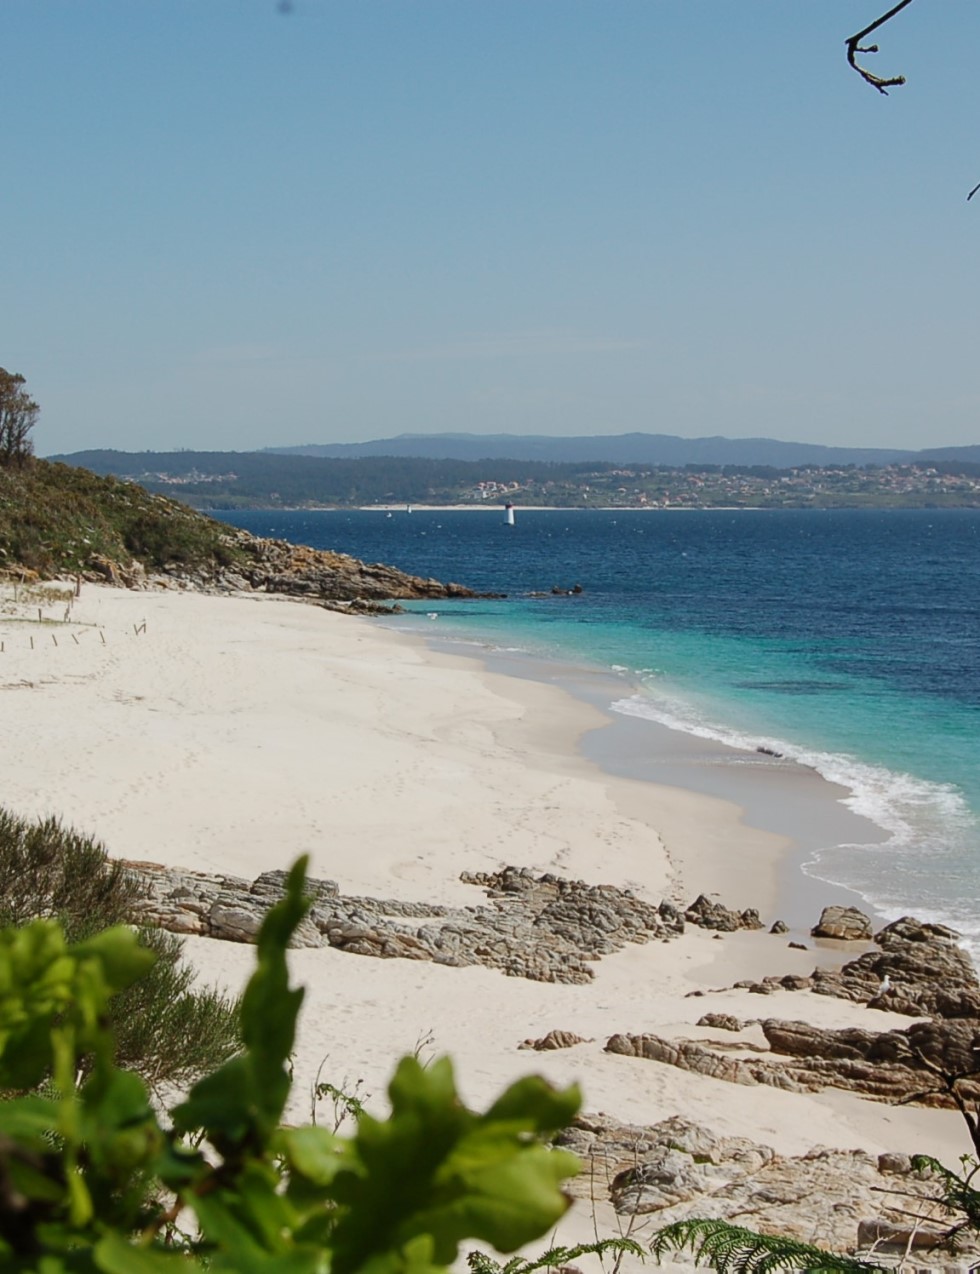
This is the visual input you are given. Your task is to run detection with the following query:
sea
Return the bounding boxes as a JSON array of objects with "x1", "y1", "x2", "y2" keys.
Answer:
[{"x1": 214, "y1": 507, "x2": 980, "y2": 955}]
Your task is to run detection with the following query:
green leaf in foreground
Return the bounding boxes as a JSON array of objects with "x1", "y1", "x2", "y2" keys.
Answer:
[
  {"x1": 328, "y1": 1055, "x2": 581, "y2": 1274},
  {"x1": 171, "y1": 855, "x2": 310, "y2": 1151},
  {"x1": 0, "y1": 852, "x2": 585, "y2": 1273}
]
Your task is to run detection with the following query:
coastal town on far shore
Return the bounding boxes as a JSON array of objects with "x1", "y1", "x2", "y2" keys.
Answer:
[{"x1": 117, "y1": 458, "x2": 980, "y2": 511}]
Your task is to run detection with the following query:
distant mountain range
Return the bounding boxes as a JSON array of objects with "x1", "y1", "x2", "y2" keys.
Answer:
[{"x1": 267, "y1": 432, "x2": 980, "y2": 468}]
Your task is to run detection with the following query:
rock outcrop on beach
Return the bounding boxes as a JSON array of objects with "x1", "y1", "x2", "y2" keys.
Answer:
[
  {"x1": 605, "y1": 913, "x2": 980, "y2": 1108},
  {"x1": 88, "y1": 528, "x2": 484, "y2": 610},
  {"x1": 810, "y1": 903, "x2": 874, "y2": 941},
  {"x1": 121, "y1": 862, "x2": 685, "y2": 984},
  {"x1": 684, "y1": 893, "x2": 764, "y2": 932},
  {"x1": 732, "y1": 915, "x2": 980, "y2": 1020},
  {"x1": 557, "y1": 1113, "x2": 976, "y2": 1265},
  {"x1": 603, "y1": 1016, "x2": 980, "y2": 1107},
  {"x1": 123, "y1": 856, "x2": 980, "y2": 1114}
]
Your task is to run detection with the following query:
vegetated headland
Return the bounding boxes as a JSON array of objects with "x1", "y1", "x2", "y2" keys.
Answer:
[
  {"x1": 49, "y1": 447, "x2": 980, "y2": 511},
  {"x1": 0, "y1": 457, "x2": 480, "y2": 607}
]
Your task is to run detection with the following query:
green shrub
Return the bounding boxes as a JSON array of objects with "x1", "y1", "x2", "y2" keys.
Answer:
[
  {"x1": 0, "y1": 856, "x2": 582, "y2": 1271},
  {"x1": 0, "y1": 458, "x2": 244, "y2": 577},
  {"x1": 0, "y1": 807, "x2": 241, "y2": 1092}
]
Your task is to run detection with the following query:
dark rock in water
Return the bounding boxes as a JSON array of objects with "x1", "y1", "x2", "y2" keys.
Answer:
[
  {"x1": 770, "y1": 919, "x2": 789, "y2": 934},
  {"x1": 811, "y1": 905, "x2": 874, "y2": 942},
  {"x1": 685, "y1": 894, "x2": 764, "y2": 932},
  {"x1": 755, "y1": 745, "x2": 784, "y2": 758}
]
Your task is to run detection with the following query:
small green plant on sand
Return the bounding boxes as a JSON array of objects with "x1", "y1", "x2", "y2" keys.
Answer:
[
  {"x1": 0, "y1": 855, "x2": 582, "y2": 1272},
  {"x1": 310, "y1": 1056, "x2": 370, "y2": 1133}
]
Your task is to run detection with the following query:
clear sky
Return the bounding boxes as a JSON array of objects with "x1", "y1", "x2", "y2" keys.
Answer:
[{"x1": 6, "y1": 1, "x2": 980, "y2": 455}]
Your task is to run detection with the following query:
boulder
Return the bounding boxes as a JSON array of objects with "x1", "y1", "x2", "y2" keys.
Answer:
[
  {"x1": 811, "y1": 905, "x2": 873, "y2": 941},
  {"x1": 518, "y1": 1030, "x2": 592, "y2": 1051},
  {"x1": 684, "y1": 894, "x2": 764, "y2": 932}
]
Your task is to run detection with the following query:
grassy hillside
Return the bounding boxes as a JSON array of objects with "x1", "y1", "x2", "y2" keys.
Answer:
[{"x1": 0, "y1": 459, "x2": 244, "y2": 577}]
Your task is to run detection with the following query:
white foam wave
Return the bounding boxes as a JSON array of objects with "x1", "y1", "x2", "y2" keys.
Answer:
[
  {"x1": 609, "y1": 691, "x2": 972, "y2": 853},
  {"x1": 611, "y1": 688, "x2": 980, "y2": 963}
]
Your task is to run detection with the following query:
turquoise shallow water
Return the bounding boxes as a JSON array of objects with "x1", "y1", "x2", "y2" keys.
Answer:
[{"x1": 216, "y1": 507, "x2": 980, "y2": 953}]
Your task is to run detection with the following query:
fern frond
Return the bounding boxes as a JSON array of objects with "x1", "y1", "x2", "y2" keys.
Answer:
[
  {"x1": 650, "y1": 1219, "x2": 882, "y2": 1273},
  {"x1": 467, "y1": 1236, "x2": 645, "y2": 1274},
  {"x1": 911, "y1": 1154, "x2": 980, "y2": 1228}
]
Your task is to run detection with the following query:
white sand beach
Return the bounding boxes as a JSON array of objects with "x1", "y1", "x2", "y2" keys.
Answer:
[{"x1": 0, "y1": 581, "x2": 970, "y2": 1255}]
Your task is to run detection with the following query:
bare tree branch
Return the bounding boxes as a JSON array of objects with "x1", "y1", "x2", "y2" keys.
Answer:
[{"x1": 845, "y1": 0, "x2": 916, "y2": 94}]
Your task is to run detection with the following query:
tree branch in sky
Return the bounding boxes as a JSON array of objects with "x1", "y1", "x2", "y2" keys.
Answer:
[{"x1": 845, "y1": 0, "x2": 915, "y2": 94}]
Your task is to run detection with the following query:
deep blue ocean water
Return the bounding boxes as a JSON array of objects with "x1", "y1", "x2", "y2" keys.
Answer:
[{"x1": 215, "y1": 507, "x2": 980, "y2": 951}]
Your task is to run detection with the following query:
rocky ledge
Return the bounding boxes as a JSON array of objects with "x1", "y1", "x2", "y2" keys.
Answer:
[
  {"x1": 730, "y1": 910, "x2": 980, "y2": 1020},
  {"x1": 604, "y1": 1015, "x2": 980, "y2": 1108},
  {"x1": 557, "y1": 1113, "x2": 978, "y2": 1267},
  {"x1": 598, "y1": 904, "x2": 980, "y2": 1110},
  {"x1": 123, "y1": 863, "x2": 980, "y2": 1111},
  {"x1": 87, "y1": 526, "x2": 494, "y2": 611},
  {"x1": 121, "y1": 862, "x2": 688, "y2": 984}
]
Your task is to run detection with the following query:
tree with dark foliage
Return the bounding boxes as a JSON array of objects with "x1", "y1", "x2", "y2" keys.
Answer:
[{"x1": 0, "y1": 368, "x2": 38, "y2": 468}]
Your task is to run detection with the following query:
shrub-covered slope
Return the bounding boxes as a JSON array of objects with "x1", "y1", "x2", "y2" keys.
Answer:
[
  {"x1": 0, "y1": 459, "x2": 242, "y2": 577},
  {"x1": 0, "y1": 459, "x2": 479, "y2": 603}
]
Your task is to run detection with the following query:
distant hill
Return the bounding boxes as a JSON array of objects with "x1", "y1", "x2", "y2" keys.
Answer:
[
  {"x1": 46, "y1": 443, "x2": 980, "y2": 511},
  {"x1": 917, "y1": 444, "x2": 980, "y2": 465},
  {"x1": 268, "y1": 432, "x2": 931, "y2": 467},
  {"x1": 44, "y1": 450, "x2": 596, "y2": 509}
]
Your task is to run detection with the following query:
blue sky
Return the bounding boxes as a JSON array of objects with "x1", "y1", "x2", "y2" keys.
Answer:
[{"x1": 5, "y1": 1, "x2": 980, "y2": 455}]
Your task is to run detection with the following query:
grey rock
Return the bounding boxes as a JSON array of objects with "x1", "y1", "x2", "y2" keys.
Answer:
[
  {"x1": 121, "y1": 860, "x2": 682, "y2": 983},
  {"x1": 518, "y1": 1030, "x2": 592, "y2": 1051},
  {"x1": 685, "y1": 894, "x2": 764, "y2": 932},
  {"x1": 602, "y1": 1016, "x2": 980, "y2": 1109},
  {"x1": 696, "y1": 1013, "x2": 744, "y2": 1032},
  {"x1": 811, "y1": 905, "x2": 874, "y2": 941},
  {"x1": 557, "y1": 1113, "x2": 976, "y2": 1264}
]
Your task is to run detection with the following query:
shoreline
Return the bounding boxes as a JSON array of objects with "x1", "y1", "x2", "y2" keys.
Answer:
[
  {"x1": 0, "y1": 580, "x2": 970, "y2": 1253},
  {"x1": 395, "y1": 621, "x2": 890, "y2": 931}
]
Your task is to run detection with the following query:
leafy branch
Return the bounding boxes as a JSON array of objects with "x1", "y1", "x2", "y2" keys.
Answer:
[{"x1": 0, "y1": 855, "x2": 583, "y2": 1272}]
